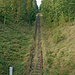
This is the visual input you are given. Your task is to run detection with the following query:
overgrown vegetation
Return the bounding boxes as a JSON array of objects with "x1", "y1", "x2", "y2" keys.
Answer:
[
  {"x1": 41, "y1": 0, "x2": 75, "y2": 27},
  {"x1": 40, "y1": 1, "x2": 75, "y2": 74},
  {"x1": 41, "y1": 15, "x2": 75, "y2": 75},
  {"x1": 0, "y1": 0, "x2": 38, "y2": 74},
  {"x1": 0, "y1": 0, "x2": 75, "y2": 75},
  {"x1": 0, "y1": 0, "x2": 38, "y2": 25},
  {"x1": 0, "y1": 23, "x2": 34, "y2": 75}
]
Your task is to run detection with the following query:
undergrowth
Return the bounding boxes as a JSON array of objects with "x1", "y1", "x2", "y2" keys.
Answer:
[{"x1": 0, "y1": 23, "x2": 34, "y2": 75}]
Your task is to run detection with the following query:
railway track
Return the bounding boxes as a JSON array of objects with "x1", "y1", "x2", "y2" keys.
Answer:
[{"x1": 29, "y1": 14, "x2": 43, "y2": 75}]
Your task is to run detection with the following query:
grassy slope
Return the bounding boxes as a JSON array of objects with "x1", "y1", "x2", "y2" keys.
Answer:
[
  {"x1": 0, "y1": 23, "x2": 34, "y2": 75},
  {"x1": 41, "y1": 18, "x2": 75, "y2": 75}
]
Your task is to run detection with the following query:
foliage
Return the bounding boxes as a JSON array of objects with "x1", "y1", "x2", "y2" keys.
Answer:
[
  {"x1": 0, "y1": 23, "x2": 34, "y2": 75},
  {"x1": 41, "y1": 0, "x2": 75, "y2": 27},
  {"x1": 0, "y1": 0, "x2": 38, "y2": 74},
  {"x1": 0, "y1": 0, "x2": 38, "y2": 24},
  {"x1": 41, "y1": 16, "x2": 75, "y2": 75},
  {"x1": 29, "y1": 10, "x2": 36, "y2": 24}
]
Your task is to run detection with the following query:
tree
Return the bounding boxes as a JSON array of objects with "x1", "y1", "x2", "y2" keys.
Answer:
[
  {"x1": 41, "y1": 0, "x2": 75, "y2": 27},
  {"x1": 0, "y1": 0, "x2": 38, "y2": 24}
]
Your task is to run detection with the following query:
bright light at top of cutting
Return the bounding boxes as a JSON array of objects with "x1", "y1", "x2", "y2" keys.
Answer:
[{"x1": 36, "y1": 0, "x2": 42, "y2": 7}]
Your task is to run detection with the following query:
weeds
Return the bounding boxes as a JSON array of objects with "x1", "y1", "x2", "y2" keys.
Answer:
[
  {"x1": 0, "y1": 24, "x2": 34, "y2": 75},
  {"x1": 41, "y1": 16, "x2": 75, "y2": 75},
  {"x1": 52, "y1": 30, "x2": 65, "y2": 44}
]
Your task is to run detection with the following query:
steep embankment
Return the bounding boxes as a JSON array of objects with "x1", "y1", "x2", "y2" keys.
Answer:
[
  {"x1": 0, "y1": 23, "x2": 34, "y2": 75},
  {"x1": 41, "y1": 18, "x2": 75, "y2": 75}
]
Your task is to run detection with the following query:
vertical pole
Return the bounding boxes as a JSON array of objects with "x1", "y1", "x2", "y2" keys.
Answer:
[{"x1": 9, "y1": 67, "x2": 13, "y2": 75}]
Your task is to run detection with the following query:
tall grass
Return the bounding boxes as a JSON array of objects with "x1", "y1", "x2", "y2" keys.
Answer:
[{"x1": 0, "y1": 23, "x2": 34, "y2": 75}]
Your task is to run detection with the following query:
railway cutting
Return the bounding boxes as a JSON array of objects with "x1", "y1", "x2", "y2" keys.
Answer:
[{"x1": 29, "y1": 14, "x2": 43, "y2": 75}]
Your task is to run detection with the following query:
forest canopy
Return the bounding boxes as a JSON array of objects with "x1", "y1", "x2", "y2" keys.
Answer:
[
  {"x1": 41, "y1": 0, "x2": 75, "y2": 27},
  {"x1": 0, "y1": 0, "x2": 38, "y2": 24}
]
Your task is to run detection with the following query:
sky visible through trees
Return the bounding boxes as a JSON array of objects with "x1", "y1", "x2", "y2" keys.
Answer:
[{"x1": 36, "y1": 0, "x2": 42, "y2": 7}]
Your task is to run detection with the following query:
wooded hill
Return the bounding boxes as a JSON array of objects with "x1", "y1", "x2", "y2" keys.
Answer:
[
  {"x1": 0, "y1": 0, "x2": 38, "y2": 24},
  {"x1": 0, "y1": 0, "x2": 38, "y2": 75}
]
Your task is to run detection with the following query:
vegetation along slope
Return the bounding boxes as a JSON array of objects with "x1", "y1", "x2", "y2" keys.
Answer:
[
  {"x1": 0, "y1": 0, "x2": 38, "y2": 75},
  {"x1": 41, "y1": 0, "x2": 75, "y2": 75}
]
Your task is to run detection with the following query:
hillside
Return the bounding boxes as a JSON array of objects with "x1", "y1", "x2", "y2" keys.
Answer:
[
  {"x1": 0, "y1": 0, "x2": 38, "y2": 74},
  {"x1": 41, "y1": 18, "x2": 75, "y2": 75},
  {"x1": 0, "y1": 23, "x2": 34, "y2": 75},
  {"x1": 40, "y1": 0, "x2": 75, "y2": 74}
]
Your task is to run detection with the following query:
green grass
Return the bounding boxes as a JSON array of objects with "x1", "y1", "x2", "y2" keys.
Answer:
[
  {"x1": 41, "y1": 16, "x2": 75, "y2": 75},
  {"x1": 0, "y1": 23, "x2": 34, "y2": 75},
  {"x1": 52, "y1": 30, "x2": 65, "y2": 44}
]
